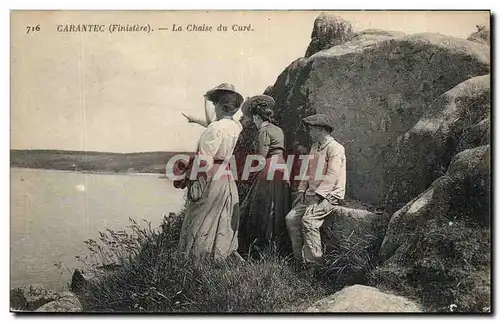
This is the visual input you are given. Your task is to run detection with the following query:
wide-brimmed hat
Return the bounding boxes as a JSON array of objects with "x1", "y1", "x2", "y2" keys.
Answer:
[
  {"x1": 241, "y1": 95, "x2": 276, "y2": 116},
  {"x1": 205, "y1": 83, "x2": 244, "y2": 104},
  {"x1": 302, "y1": 113, "x2": 334, "y2": 131}
]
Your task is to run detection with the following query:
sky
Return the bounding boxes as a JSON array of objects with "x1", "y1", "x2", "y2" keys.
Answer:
[{"x1": 10, "y1": 10, "x2": 490, "y2": 153}]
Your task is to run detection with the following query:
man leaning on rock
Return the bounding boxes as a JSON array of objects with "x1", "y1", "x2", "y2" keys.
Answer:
[{"x1": 285, "y1": 113, "x2": 346, "y2": 268}]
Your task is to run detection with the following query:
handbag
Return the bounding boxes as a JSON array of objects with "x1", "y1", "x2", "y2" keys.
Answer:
[{"x1": 172, "y1": 156, "x2": 207, "y2": 201}]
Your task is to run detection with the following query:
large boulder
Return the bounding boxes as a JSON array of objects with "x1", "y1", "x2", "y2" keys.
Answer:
[
  {"x1": 372, "y1": 145, "x2": 490, "y2": 312},
  {"x1": 381, "y1": 144, "x2": 490, "y2": 259},
  {"x1": 305, "y1": 284, "x2": 422, "y2": 312},
  {"x1": 266, "y1": 29, "x2": 490, "y2": 205},
  {"x1": 384, "y1": 74, "x2": 490, "y2": 211},
  {"x1": 10, "y1": 284, "x2": 59, "y2": 311},
  {"x1": 323, "y1": 206, "x2": 380, "y2": 240},
  {"x1": 305, "y1": 14, "x2": 356, "y2": 58},
  {"x1": 35, "y1": 292, "x2": 82, "y2": 312},
  {"x1": 10, "y1": 284, "x2": 83, "y2": 312}
]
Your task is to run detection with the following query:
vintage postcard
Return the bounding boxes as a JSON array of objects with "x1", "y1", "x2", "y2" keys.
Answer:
[{"x1": 10, "y1": 10, "x2": 491, "y2": 313}]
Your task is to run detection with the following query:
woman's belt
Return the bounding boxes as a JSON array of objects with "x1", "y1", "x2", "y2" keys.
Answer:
[{"x1": 214, "y1": 159, "x2": 226, "y2": 164}]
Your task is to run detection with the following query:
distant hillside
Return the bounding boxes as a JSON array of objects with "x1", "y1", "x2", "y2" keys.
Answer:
[{"x1": 10, "y1": 149, "x2": 195, "y2": 174}]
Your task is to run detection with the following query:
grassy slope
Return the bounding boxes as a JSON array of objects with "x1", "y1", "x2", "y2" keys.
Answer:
[{"x1": 76, "y1": 210, "x2": 336, "y2": 312}]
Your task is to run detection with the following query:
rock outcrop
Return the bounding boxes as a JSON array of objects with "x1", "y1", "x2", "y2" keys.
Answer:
[
  {"x1": 70, "y1": 269, "x2": 92, "y2": 294},
  {"x1": 468, "y1": 26, "x2": 490, "y2": 45},
  {"x1": 265, "y1": 26, "x2": 490, "y2": 205},
  {"x1": 384, "y1": 74, "x2": 490, "y2": 211},
  {"x1": 305, "y1": 284, "x2": 422, "y2": 312},
  {"x1": 372, "y1": 145, "x2": 490, "y2": 312},
  {"x1": 10, "y1": 284, "x2": 60, "y2": 311},
  {"x1": 457, "y1": 118, "x2": 490, "y2": 152},
  {"x1": 237, "y1": 14, "x2": 491, "y2": 312},
  {"x1": 305, "y1": 14, "x2": 356, "y2": 58},
  {"x1": 381, "y1": 144, "x2": 490, "y2": 259},
  {"x1": 10, "y1": 284, "x2": 82, "y2": 312},
  {"x1": 323, "y1": 206, "x2": 381, "y2": 241},
  {"x1": 35, "y1": 292, "x2": 82, "y2": 312}
]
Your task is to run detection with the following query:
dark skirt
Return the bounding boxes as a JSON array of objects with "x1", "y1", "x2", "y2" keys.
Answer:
[{"x1": 238, "y1": 160, "x2": 292, "y2": 255}]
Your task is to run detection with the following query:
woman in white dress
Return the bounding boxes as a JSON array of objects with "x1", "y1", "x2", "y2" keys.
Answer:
[{"x1": 177, "y1": 84, "x2": 245, "y2": 260}]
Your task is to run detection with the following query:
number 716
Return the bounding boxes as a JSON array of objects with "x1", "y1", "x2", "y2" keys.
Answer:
[{"x1": 26, "y1": 25, "x2": 40, "y2": 34}]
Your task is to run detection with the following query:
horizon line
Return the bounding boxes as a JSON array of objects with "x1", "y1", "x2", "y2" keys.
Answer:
[{"x1": 10, "y1": 148, "x2": 196, "y2": 154}]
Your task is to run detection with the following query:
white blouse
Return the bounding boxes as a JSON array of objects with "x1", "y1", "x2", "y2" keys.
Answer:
[{"x1": 197, "y1": 116, "x2": 242, "y2": 162}]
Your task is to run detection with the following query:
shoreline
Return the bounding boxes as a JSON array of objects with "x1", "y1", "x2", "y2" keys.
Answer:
[{"x1": 10, "y1": 166, "x2": 165, "y2": 178}]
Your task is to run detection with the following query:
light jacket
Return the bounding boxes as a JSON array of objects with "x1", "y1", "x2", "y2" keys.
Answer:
[{"x1": 297, "y1": 137, "x2": 346, "y2": 203}]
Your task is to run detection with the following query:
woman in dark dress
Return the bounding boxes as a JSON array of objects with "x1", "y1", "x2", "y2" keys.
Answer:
[{"x1": 238, "y1": 95, "x2": 292, "y2": 256}]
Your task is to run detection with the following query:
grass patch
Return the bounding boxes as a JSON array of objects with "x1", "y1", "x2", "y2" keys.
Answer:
[
  {"x1": 320, "y1": 210, "x2": 391, "y2": 289},
  {"x1": 369, "y1": 215, "x2": 491, "y2": 312},
  {"x1": 76, "y1": 209, "x2": 334, "y2": 312}
]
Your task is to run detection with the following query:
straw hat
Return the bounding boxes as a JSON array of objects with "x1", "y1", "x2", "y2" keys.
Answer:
[{"x1": 205, "y1": 83, "x2": 244, "y2": 104}]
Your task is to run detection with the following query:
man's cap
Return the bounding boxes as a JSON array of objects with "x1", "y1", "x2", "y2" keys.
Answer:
[{"x1": 302, "y1": 113, "x2": 334, "y2": 130}]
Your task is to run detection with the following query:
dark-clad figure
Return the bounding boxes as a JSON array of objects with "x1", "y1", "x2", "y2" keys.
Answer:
[{"x1": 238, "y1": 95, "x2": 292, "y2": 255}]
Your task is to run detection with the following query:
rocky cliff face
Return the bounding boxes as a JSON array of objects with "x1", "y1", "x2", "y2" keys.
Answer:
[
  {"x1": 259, "y1": 14, "x2": 491, "y2": 312},
  {"x1": 264, "y1": 22, "x2": 490, "y2": 205},
  {"x1": 384, "y1": 74, "x2": 490, "y2": 211},
  {"x1": 372, "y1": 145, "x2": 490, "y2": 311}
]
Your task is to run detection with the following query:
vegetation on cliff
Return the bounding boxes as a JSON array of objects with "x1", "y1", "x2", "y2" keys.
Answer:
[{"x1": 75, "y1": 210, "x2": 336, "y2": 312}]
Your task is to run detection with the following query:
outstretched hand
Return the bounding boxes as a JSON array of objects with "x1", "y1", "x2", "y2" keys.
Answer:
[{"x1": 181, "y1": 112, "x2": 194, "y2": 123}]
